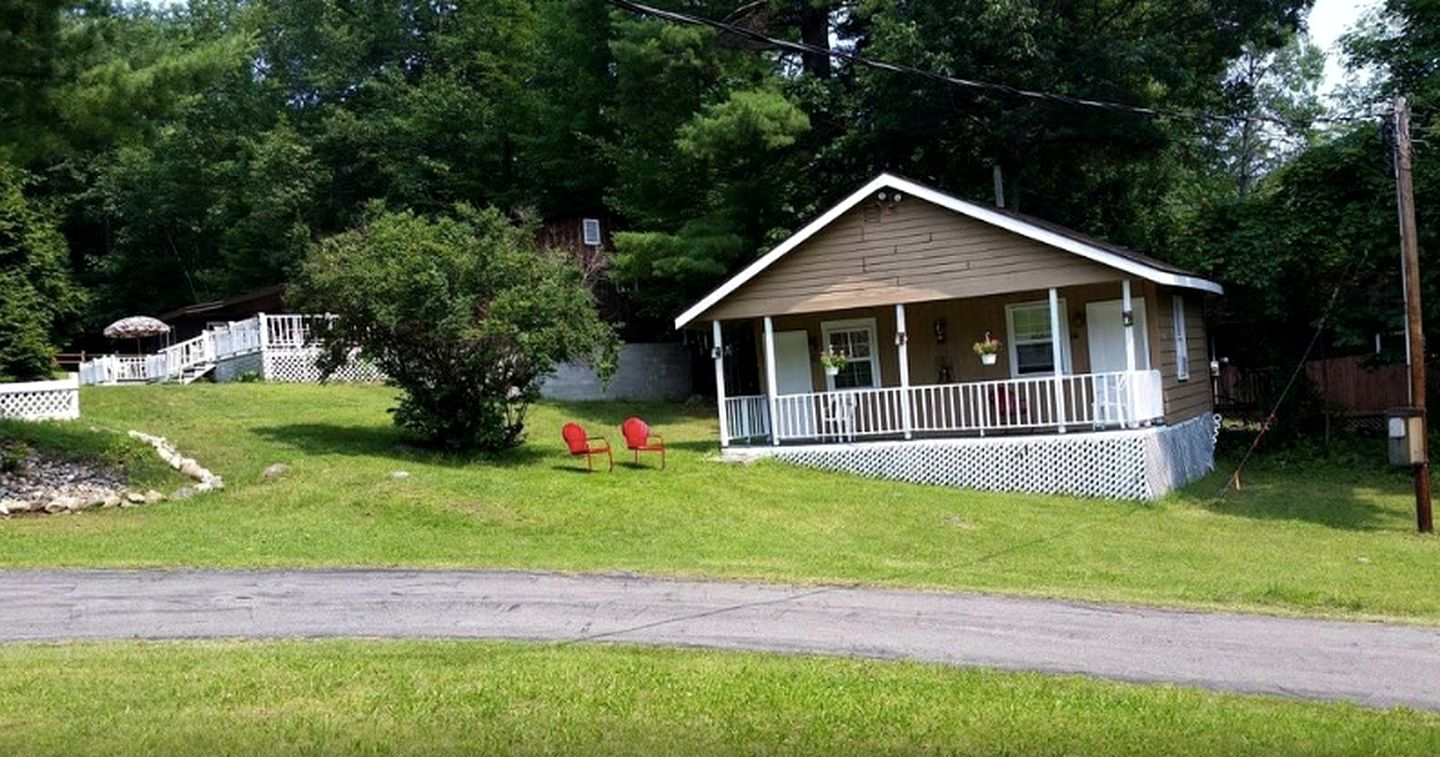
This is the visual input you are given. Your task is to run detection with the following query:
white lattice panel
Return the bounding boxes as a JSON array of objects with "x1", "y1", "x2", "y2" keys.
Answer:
[
  {"x1": 263, "y1": 348, "x2": 385, "y2": 384},
  {"x1": 0, "y1": 377, "x2": 80, "y2": 421},
  {"x1": 1143, "y1": 413, "x2": 1220, "y2": 498},
  {"x1": 752, "y1": 413, "x2": 1219, "y2": 501}
]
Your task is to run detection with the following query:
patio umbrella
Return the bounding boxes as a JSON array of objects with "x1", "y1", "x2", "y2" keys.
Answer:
[{"x1": 103, "y1": 316, "x2": 171, "y2": 355}]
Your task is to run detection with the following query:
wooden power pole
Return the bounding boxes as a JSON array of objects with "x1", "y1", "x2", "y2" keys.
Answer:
[{"x1": 1395, "y1": 96, "x2": 1433, "y2": 534}]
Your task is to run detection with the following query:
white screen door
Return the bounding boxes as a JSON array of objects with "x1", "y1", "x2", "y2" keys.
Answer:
[
  {"x1": 773, "y1": 330, "x2": 815, "y2": 437},
  {"x1": 1086, "y1": 298, "x2": 1149, "y2": 373}
]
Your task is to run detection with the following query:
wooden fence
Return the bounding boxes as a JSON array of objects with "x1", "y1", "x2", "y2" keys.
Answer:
[{"x1": 1217, "y1": 356, "x2": 1410, "y2": 417}]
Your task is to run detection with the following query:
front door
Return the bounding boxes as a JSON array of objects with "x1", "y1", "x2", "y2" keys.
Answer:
[
  {"x1": 773, "y1": 331, "x2": 814, "y2": 395},
  {"x1": 1086, "y1": 298, "x2": 1149, "y2": 373},
  {"x1": 1086, "y1": 298, "x2": 1150, "y2": 425},
  {"x1": 773, "y1": 330, "x2": 816, "y2": 438}
]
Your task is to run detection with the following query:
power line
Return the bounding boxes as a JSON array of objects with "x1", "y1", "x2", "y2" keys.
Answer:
[{"x1": 606, "y1": 0, "x2": 1386, "y2": 130}]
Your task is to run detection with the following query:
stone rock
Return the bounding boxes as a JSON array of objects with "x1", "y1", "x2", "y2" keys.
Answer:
[
  {"x1": 43, "y1": 501, "x2": 67, "y2": 514},
  {"x1": 0, "y1": 499, "x2": 27, "y2": 514},
  {"x1": 262, "y1": 463, "x2": 291, "y2": 479},
  {"x1": 179, "y1": 461, "x2": 206, "y2": 479},
  {"x1": 102, "y1": 495, "x2": 122, "y2": 508},
  {"x1": 125, "y1": 491, "x2": 146, "y2": 504},
  {"x1": 388, "y1": 471, "x2": 411, "y2": 480},
  {"x1": 144, "y1": 490, "x2": 164, "y2": 504}
]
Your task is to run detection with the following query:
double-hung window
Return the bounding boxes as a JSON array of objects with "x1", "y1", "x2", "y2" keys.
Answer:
[
  {"x1": 1173, "y1": 295, "x2": 1190, "y2": 381},
  {"x1": 821, "y1": 318, "x2": 881, "y2": 390},
  {"x1": 1006, "y1": 300, "x2": 1069, "y2": 376}
]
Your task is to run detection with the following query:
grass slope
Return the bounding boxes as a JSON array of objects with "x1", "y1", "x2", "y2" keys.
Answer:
[
  {"x1": 1, "y1": 384, "x2": 1437, "y2": 622},
  {"x1": 0, "y1": 418, "x2": 184, "y2": 493},
  {"x1": 2, "y1": 640, "x2": 1436, "y2": 755}
]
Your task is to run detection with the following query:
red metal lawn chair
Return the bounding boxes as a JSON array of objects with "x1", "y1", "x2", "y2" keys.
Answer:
[
  {"x1": 562, "y1": 422, "x2": 613, "y2": 472},
  {"x1": 621, "y1": 417, "x2": 666, "y2": 469}
]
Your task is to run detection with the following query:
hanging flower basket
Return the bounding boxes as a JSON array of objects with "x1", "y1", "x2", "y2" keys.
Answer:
[
  {"x1": 973, "y1": 332, "x2": 1002, "y2": 366},
  {"x1": 820, "y1": 347, "x2": 849, "y2": 376}
]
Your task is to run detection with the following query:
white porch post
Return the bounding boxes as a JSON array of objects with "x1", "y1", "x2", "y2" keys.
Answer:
[
  {"x1": 712, "y1": 320, "x2": 730, "y2": 448},
  {"x1": 256, "y1": 312, "x2": 270, "y2": 380},
  {"x1": 1121, "y1": 279, "x2": 1137, "y2": 372},
  {"x1": 1122, "y1": 279, "x2": 1137, "y2": 428},
  {"x1": 895, "y1": 303, "x2": 913, "y2": 439},
  {"x1": 1048, "y1": 288, "x2": 1067, "y2": 433},
  {"x1": 763, "y1": 316, "x2": 780, "y2": 446}
]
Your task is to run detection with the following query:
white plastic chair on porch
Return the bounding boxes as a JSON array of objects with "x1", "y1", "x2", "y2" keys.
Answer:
[
  {"x1": 1091, "y1": 373, "x2": 1129, "y2": 428},
  {"x1": 822, "y1": 392, "x2": 858, "y2": 442}
]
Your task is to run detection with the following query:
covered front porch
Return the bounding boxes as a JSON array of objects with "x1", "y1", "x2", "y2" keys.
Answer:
[{"x1": 712, "y1": 280, "x2": 1162, "y2": 447}]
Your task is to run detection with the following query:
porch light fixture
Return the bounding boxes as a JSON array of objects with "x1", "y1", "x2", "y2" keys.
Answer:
[
  {"x1": 895, "y1": 330, "x2": 908, "y2": 347},
  {"x1": 1122, "y1": 310, "x2": 1135, "y2": 327},
  {"x1": 711, "y1": 345, "x2": 722, "y2": 360}
]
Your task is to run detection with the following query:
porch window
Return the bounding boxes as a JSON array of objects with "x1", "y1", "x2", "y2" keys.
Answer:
[
  {"x1": 1173, "y1": 295, "x2": 1190, "y2": 381},
  {"x1": 1006, "y1": 300, "x2": 1069, "y2": 376},
  {"x1": 821, "y1": 318, "x2": 881, "y2": 390}
]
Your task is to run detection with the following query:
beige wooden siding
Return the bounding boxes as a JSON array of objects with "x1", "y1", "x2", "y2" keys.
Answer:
[
  {"x1": 1155, "y1": 289, "x2": 1214, "y2": 424},
  {"x1": 705, "y1": 198, "x2": 1122, "y2": 321}
]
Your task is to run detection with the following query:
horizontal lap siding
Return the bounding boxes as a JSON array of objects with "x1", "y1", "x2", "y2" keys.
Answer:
[
  {"x1": 705, "y1": 199, "x2": 1119, "y2": 320},
  {"x1": 754, "y1": 283, "x2": 1142, "y2": 393},
  {"x1": 1155, "y1": 289, "x2": 1214, "y2": 424}
]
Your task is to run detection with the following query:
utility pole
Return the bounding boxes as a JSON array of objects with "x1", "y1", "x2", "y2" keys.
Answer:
[{"x1": 1395, "y1": 96, "x2": 1433, "y2": 534}]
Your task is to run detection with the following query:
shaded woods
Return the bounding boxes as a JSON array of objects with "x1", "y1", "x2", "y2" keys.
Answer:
[{"x1": 1, "y1": 0, "x2": 1436, "y2": 389}]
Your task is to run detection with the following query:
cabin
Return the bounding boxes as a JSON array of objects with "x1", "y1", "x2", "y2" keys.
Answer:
[{"x1": 676, "y1": 174, "x2": 1222, "y2": 500}]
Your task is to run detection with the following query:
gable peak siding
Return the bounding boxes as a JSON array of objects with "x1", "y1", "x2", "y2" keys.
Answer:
[{"x1": 702, "y1": 198, "x2": 1121, "y2": 321}]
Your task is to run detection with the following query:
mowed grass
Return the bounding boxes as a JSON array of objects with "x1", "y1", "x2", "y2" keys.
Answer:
[
  {"x1": 2, "y1": 383, "x2": 1438, "y2": 622},
  {"x1": 2, "y1": 640, "x2": 1436, "y2": 755}
]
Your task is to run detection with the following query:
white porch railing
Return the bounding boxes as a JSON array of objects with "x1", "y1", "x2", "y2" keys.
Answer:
[
  {"x1": 724, "y1": 394, "x2": 771, "y2": 441},
  {"x1": 211, "y1": 318, "x2": 262, "y2": 357},
  {"x1": 751, "y1": 370, "x2": 1164, "y2": 444}
]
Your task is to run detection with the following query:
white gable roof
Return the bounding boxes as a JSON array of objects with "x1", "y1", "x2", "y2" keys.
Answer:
[{"x1": 675, "y1": 173, "x2": 1222, "y2": 328}]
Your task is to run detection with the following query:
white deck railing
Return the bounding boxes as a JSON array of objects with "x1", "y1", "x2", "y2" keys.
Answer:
[
  {"x1": 724, "y1": 394, "x2": 771, "y2": 441},
  {"x1": 78, "y1": 314, "x2": 340, "y2": 386},
  {"x1": 746, "y1": 370, "x2": 1164, "y2": 444}
]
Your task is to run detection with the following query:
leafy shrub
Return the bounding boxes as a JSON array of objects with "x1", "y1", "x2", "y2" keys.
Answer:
[
  {"x1": 296, "y1": 204, "x2": 618, "y2": 451},
  {"x1": 237, "y1": 370, "x2": 262, "y2": 383}
]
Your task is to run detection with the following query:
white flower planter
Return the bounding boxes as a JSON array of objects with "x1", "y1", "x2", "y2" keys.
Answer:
[
  {"x1": 824, "y1": 366, "x2": 841, "y2": 376},
  {"x1": 980, "y1": 353, "x2": 998, "y2": 366}
]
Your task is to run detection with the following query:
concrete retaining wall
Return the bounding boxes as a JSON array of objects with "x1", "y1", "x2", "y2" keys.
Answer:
[{"x1": 541, "y1": 343, "x2": 693, "y2": 402}]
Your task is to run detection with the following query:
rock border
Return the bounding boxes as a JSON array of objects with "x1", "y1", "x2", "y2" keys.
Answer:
[
  {"x1": 127, "y1": 431, "x2": 224, "y2": 497},
  {"x1": 0, "y1": 431, "x2": 223, "y2": 518}
]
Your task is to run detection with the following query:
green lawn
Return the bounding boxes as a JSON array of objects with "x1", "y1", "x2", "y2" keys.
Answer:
[
  {"x1": 2, "y1": 383, "x2": 1438, "y2": 623},
  {"x1": 1, "y1": 640, "x2": 1435, "y2": 755}
]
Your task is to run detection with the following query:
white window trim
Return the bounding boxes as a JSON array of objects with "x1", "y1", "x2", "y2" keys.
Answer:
[
  {"x1": 820, "y1": 317, "x2": 882, "y2": 391},
  {"x1": 581, "y1": 218, "x2": 602, "y2": 246},
  {"x1": 1173, "y1": 295, "x2": 1190, "y2": 381},
  {"x1": 1005, "y1": 299, "x2": 1071, "y2": 378}
]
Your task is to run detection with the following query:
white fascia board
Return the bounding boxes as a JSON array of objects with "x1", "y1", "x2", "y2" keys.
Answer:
[{"x1": 674, "y1": 173, "x2": 1221, "y2": 329}]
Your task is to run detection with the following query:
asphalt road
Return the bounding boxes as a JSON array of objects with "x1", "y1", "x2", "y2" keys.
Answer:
[{"x1": 3, "y1": 569, "x2": 1438, "y2": 711}]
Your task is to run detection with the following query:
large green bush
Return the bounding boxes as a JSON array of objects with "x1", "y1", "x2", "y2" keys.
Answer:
[
  {"x1": 0, "y1": 165, "x2": 84, "y2": 382},
  {"x1": 296, "y1": 204, "x2": 618, "y2": 451}
]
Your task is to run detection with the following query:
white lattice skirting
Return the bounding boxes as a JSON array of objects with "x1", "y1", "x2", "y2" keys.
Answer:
[
  {"x1": 735, "y1": 414, "x2": 1218, "y2": 501},
  {"x1": 0, "y1": 375, "x2": 80, "y2": 421},
  {"x1": 262, "y1": 348, "x2": 385, "y2": 383}
]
